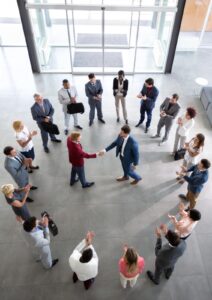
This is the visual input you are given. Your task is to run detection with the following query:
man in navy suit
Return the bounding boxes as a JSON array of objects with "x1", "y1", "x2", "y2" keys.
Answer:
[
  {"x1": 135, "y1": 78, "x2": 159, "y2": 133},
  {"x1": 101, "y1": 125, "x2": 141, "y2": 185},
  {"x1": 31, "y1": 93, "x2": 61, "y2": 153}
]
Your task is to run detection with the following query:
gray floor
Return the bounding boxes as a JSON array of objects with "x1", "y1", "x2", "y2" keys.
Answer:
[{"x1": 0, "y1": 47, "x2": 212, "y2": 300}]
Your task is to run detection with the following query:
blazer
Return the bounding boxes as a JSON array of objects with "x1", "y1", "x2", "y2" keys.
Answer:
[
  {"x1": 159, "y1": 98, "x2": 180, "y2": 125},
  {"x1": 105, "y1": 135, "x2": 139, "y2": 166},
  {"x1": 67, "y1": 138, "x2": 96, "y2": 167},
  {"x1": 140, "y1": 84, "x2": 159, "y2": 110},
  {"x1": 184, "y1": 165, "x2": 209, "y2": 194},
  {"x1": 155, "y1": 237, "x2": 186, "y2": 268},
  {"x1": 31, "y1": 99, "x2": 54, "y2": 124},
  {"x1": 85, "y1": 80, "x2": 103, "y2": 100},
  {"x1": 113, "y1": 78, "x2": 128, "y2": 97},
  {"x1": 4, "y1": 153, "x2": 28, "y2": 188}
]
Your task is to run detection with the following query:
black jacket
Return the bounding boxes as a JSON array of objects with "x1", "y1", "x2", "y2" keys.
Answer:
[{"x1": 113, "y1": 78, "x2": 128, "y2": 97}]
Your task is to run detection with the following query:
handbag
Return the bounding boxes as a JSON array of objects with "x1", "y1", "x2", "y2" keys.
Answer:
[
  {"x1": 67, "y1": 103, "x2": 85, "y2": 114},
  {"x1": 174, "y1": 148, "x2": 186, "y2": 161},
  {"x1": 41, "y1": 211, "x2": 58, "y2": 236},
  {"x1": 41, "y1": 121, "x2": 60, "y2": 135}
]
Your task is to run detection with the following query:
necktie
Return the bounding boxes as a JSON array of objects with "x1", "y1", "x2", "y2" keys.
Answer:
[{"x1": 14, "y1": 155, "x2": 23, "y2": 165}]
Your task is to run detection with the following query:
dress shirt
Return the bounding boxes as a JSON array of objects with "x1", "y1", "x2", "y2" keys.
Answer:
[
  {"x1": 121, "y1": 135, "x2": 129, "y2": 157},
  {"x1": 58, "y1": 86, "x2": 78, "y2": 105},
  {"x1": 69, "y1": 239, "x2": 99, "y2": 281},
  {"x1": 175, "y1": 215, "x2": 198, "y2": 238}
]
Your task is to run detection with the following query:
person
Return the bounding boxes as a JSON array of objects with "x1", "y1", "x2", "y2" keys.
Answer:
[
  {"x1": 100, "y1": 125, "x2": 142, "y2": 185},
  {"x1": 69, "y1": 231, "x2": 98, "y2": 290},
  {"x1": 1, "y1": 183, "x2": 32, "y2": 220},
  {"x1": 31, "y1": 93, "x2": 61, "y2": 153},
  {"x1": 135, "y1": 78, "x2": 159, "y2": 133},
  {"x1": 23, "y1": 216, "x2": 59, "y2": 269},
  {"x1": 172, "y1": 107, "x2": 197, "y2": 154},
  {"x1": 3, "y1": 146, "x2": 37, "y2": 192},
  {"x1": 113, "y1": 70, "x2": 129, "y2": 124},
  {"x1": 168, "y1": 202, "x2": 201, "y2": 239},
  {"x1": 176, "y1": 133, "x2": 205, "y2": 183},
  {"x1": 12, "y1": 120, "x2": 39, "y2": 173},
  {"x1": 119, "y1": 246, "x2": 145, "y2": 288},
  {"x1": 58, "y1": 79, "x2": 83, "y2": 135},
  {"x1": 85, "y1": 73, "x2": 105, "y2": 126},
  {"x1": 67, "y1": 132, "x2": 98, "y2": 188},
  {"x1": 178, "y1": 159, "x2": 211, "y2": 209},
  {"x1": 151, "y1": 94, "x2": 180, "y2": 144},
  {"x1": 146, "y1": 225, "x2": 186, "y2": 285}
]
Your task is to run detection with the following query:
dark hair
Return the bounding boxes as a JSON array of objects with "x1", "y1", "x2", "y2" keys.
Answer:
[
  {"x1": 195, "y1": 133, "x2": 205, "y2": 148},
  {"x1": 172, "y1": 93, "x2": 179, "y2": 100},
  {"x1": 145, "y1": 78, "x2": 154, "y2": 86},
  {"x1": 118, "y1": 70, "x2": 125, "y2": 77},
  {"x1": 23, "y1": 217, "x2": 37, "y2": 232},
  {"x1": 3, "y1": 146, "x2": 14, "y2": 156},
  {"x1": 166, "y1": 230, "x2": 180, "y2": 247},
  {"x1": 121, "y1": 125, "x2": 131, "y2": 134},
  {"x1": 200, "y1": 159, "x2": 211, "y2": 169},
  {"x1": 186, "y1": 107, "x2": 197, "y2": 119},
  {"x1": 80, "y1": 248, "x2": 93, "y2": 263},
  {"x1": 63, "y1": 79, "x2": 69, "y2": 84},
  {"x1": 189, "y1": 209, "x2": 201, "y2": 221},
  {"x1": 88, "y1": 73, "x2": 95, "y2": 79}
]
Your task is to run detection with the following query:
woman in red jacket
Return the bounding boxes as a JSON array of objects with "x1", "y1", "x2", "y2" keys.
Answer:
[{"x1": 67, "y1": 132, "x2": 97, "y2": 188}]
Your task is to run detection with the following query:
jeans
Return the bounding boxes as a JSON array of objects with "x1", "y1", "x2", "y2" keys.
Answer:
[
  {"x1": 120, "y1": 156, "x2": 141, "y2": 180},
  {"x1": 70, "y1": 166, "x2": 87, "y2": 187},
  {"x1": 139, "y1": 104, "x2": 153, "y2": 128}
]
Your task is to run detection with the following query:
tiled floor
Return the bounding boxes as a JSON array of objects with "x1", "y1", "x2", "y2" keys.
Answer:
[{"x1": 0, "y1": 47, "x2": 212, "y2": 300}]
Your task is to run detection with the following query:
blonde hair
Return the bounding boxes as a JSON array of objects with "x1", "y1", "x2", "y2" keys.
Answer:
[
  {"x1": 70, "y1": 131, "x2": 81, "y2": 141},
  {"x1": 13, "y1": 120, "x2": 23, "y2": 132},
  {"x1": 1, "y1": 184, "x2": 15, "y2": 196}
]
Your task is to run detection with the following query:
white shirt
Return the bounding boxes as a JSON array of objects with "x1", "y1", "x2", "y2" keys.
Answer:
[
  {"x1": 58, "y1": 86, "x2": 78, "y2": 107},
  {"x1": 178, "y1": 115, "x2": 195, "y2": 137},
  {"x1": 117, "y1": 79, "x2": 124, "y2": 97},
  {"x1": 69, "y1": 239, "x2": 99, "y2": 281},
  {"x1": 121, "y1": 135, "x2": 129, "y2": 157},
  {"x1": 184, "y1": 139, "x2": 201, "y2": 165},
  {"x1": 15, "y1": 126, "x2": 33, "y2": 152}
]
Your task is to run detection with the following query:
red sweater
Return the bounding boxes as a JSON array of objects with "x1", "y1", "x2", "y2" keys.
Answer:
[{"x1": 67, "y1": 138, "x2": 96, "y2": 167}]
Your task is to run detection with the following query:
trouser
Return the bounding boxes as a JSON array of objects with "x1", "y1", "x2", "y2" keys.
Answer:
[
  {"x1": 37, "y1": 123, "x2": 56, "y2": 148},
  {"x1": 120, "y1": 156, "x2": 141, "y2": 180},
  {"x1": 115, "y1": 95, "x2": 127, "y2": 120},
  {"x1": 40, "y1": 246, "x2": 53, "y2": 269},
  {"x1": 64, "y1": 111, "x2": 78, "y2": 129},
  {"x1": 186, "y1": 190, "x2": 200, "y2": 209},
  {"x1": 73, "y1": 272, "x2": 95, "y2": 290},
  {"x1": 157, "y1": 118, "x2": 173, "y2": 141},
  {"x1": 70, "y1": 166, "x2": 87, "y2": 187},
  {"x1": 88, "y1": 99, "x2": 103, "y2": 121},
  {"x1": 154, "y1": 262, "x2": 174, "y2": 283},
  {"x1": 139, "y1": 105, "x2": 153, "y2": 128},
  {"x1": 119, "y1": 273, "x2": 139, "y2": 288},
  {"x1": 173, "y1": 127, "x2": 187, "y2": 152}
]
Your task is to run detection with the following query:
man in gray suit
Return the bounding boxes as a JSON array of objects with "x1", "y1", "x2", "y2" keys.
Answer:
[
  {"x1": 152, "y1": 94, "x2": 180, "y2": 145},
  {"x1": 23, "y1": 216, "x2": 58, "y2": 269},
  {"x1": 147, "y1": 224, "x2": 186, "y2": 285},
  {"x1": 31, "y1": 93, "x2": 61, "y2": 153},
  {"x1": 85, "y1": 73, "x2": 105, "y2": 127},
  {"x1": 3, "y1": 146, "x2": 37, "y2": 198}
]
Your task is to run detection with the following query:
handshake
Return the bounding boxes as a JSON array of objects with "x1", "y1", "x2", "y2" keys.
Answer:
[{"x1": 96, "y1": 149, "x2": 105, "y2": 157}]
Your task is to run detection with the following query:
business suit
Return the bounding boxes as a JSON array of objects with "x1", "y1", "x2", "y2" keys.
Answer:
[
  {"x1": 4, "y1": 152, "x2": 29, "y2": 188},
  {"x1": 157, "y1": 98, "x2": 180, "y2": 141},
  {"x1": 105, "y1": 135, "x2": 141, "y2": 181},
  {"x1": 152, "y1": 237, "x2": 186, "y2": 283},
  {"x1": 31, "y1": 99, "x2": 57, "y2": 148},
  {"x1": 85, "y1": 80, "x2": 103, "y2": 122},
  {"x1": 137, "y1": 84, "x2": 159, "y2": 129}
]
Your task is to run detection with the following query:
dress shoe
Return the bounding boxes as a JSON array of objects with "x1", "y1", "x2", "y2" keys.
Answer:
[
  {"x1": 64, "y1": 129, "x2": 69, "y2": 135},
  {"x1": 146, "y1": 271, "x2": 159, "y2": 285},
  {"x1": 135, "y1": 122, "x2": 141, "y2": 128},
  {"x1": 130, "y1": 178, "x2": 142, "y2": 185},
  {"x1": 30, "y1": 186, "x2": 38, "y2": 190},
  {"x1": 98, "y1": 118, "x2": 106, "y2": 124},
  {"x1": 116, "y1": 176, "x2": 129, "y2": 182},
  {"x1": 74, "y1": 125, "x2": 83, "y2": 130},
  {"x1": 145, "y1": 127, "x2": 148, "y2": 133},
  {"x1": 28, "y1": 169, "x2": 33, "y2": 173},
  {"x1": 30, "y1": 165, "x2": 39, "y2": 170},
  {"x1": 70, "y1": 178, "x2": 79, "y2": 186},
  {"x1": 178, "y1": 194, "x2": 187, "y2": 201},
  {"x1": 44, "y1": 147, "x2": 50, "y2": 153},
  {"x1": 125, "y1": 119, "x2": 128, "y2": 124},
  {"x1": 26, "y1": 197, "x2": 34, "y2": 203},
  {"x1": 151, "y1": 134, "x2": 160, "y2": 138},
  {"x1": 82, "y1": 182, "x2": 95, "y2": 188},
  {"x1": 89, "y1": 120, "x2": 93, "y2": 127},
  {"x1": 51, "y1": 259, "x2": 59, "y2": 268},
  {"x1": 51, "y1": 139, "x2": 61, "y2": 143},
  {"x1": 117, "y1": 117, "x2": 120, "y2": 122}
]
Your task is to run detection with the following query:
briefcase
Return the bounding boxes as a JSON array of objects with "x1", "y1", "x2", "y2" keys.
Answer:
[
  {"x1": 174, "y1": 148, "x2": 186, "y2": 161},
  {"x1": 41, "y1": 121, "x2": 60, "y2": 135},
  {"x1": 67, "y1": 103, "x2": 85, "y2": 114},
  {"x1": 41, "y1": 211, "x2": 58, "y2": 236}
]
